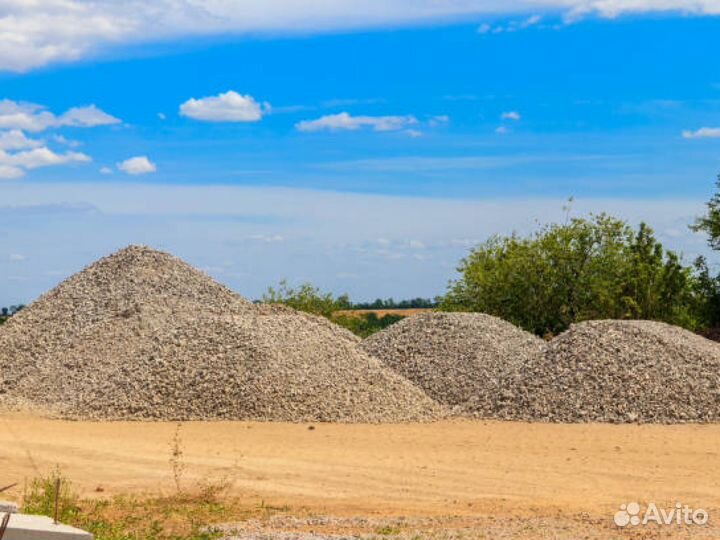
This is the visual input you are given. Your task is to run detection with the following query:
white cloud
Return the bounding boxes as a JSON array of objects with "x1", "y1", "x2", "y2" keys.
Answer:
[
  {"x1": 502, "y1": 111, "x2": 522, "y2": 121},
  {"x1": 0, "y1": 100, "x2": 120, "y2": 132},
  {"x1": 495, "y1": 126, "x2": 509, "y2": 135},
  {"x1": 59, "y1": 105, "x2": 121, "y2": 128},
  {"x1": 5, "y1": 147, "x2": 90, "y2": 170},
  {"x1": 406, "y1": 129, "x2": 423, "y2": 138},
  {"x1": 0, "y1": 164, "x2": 24, "y2": 179},
  {"x1": 0, "y1": 130, "x2": 43, "y2": 150},
  {"x1": 0, "y1": 146, "x2": 90, "y2": 178},
  {"x1": 1, "y1": 2, "x2": 720, "y2": 71},
  {"x1": 51, "y1": 134, "x2": 81, "y2": 147},
  {"x1": 428, "y1": 115, "x2": 449, "y2": 127},
  {"x1": 100, "y1": 166, "x2": 113, "y2": 174},
  {"x1": 296, "y1": 112, "x2": 418, "y2": 132},
  {"x1": 180, "y1": 91, "x2": 268, "y2": 122},
  {"x1": 117, "y1": 156, "x2": 157, "y2": 175},
  {"x1": 9, "y1": 253, "x2": 26, "y2": 262},
  {"x1": 478, "y1": 14, "x2": 542, "y2": 34},
  {"x1": 682, "y1": 127, "x2": 720, "y2": 139}
]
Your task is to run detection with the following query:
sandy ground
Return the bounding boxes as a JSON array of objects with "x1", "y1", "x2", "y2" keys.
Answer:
[{"x1": 1, "y1": 414, "x2": 719, "y2": 538}]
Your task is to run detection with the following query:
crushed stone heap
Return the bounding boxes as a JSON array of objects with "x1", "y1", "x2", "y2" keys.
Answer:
[
  {"x1": 361, "y1": 312, "x2": 545, "y2": 416},
  {"x1": 0, "y1": 245, "x2": 444, "y2": 422},
  {"x1": 505, "y1": 320, "x2": 720, "y2": 423}
]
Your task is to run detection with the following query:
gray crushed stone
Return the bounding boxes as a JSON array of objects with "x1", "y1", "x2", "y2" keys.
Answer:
[
  {"x1": 361, "y1": 312, "x2": 545, "y2": 416},
  {"x1": 0, "y1": 245, "x2": 444, "y2": 423},
  {"x1": 502, "y1": 319, "x2": 720, "y2": 423}
]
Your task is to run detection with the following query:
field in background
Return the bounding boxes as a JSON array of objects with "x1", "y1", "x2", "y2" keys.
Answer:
[{"x1": 2, "y1": 414, "x2": 719, "y2": 538}]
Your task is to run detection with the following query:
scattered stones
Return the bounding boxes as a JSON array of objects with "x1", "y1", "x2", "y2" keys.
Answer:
[
  {"x1": 0, "y1": 245, "x2": 444, "y2": 422},
  {"x1": 504, "y1": 320, "x2": 720, "y2": 423},
  {"x1": 361, "y1": 312, "x2": 545, "y2": 416}
]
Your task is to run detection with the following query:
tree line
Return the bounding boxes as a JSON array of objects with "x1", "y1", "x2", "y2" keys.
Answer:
[{"x1": 0, "y1": 304, "x2": 24, "y2": 325}]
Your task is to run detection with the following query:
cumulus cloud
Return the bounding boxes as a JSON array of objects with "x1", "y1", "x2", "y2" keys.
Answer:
[
  {"x1": 0, "y1": 129, "x2": 43, "y2": 150},
  {"x1": 117, "y1": 156, "x2": 157, "y2": 175},
  {"x1": 682, "y1": 127, "x2": 720, "y2": 139},
  {"x1": 0, "y1": 146, "x2": 90, "y2": 179},
  {"x1": 501, "y1": 111, "x2": 522, "y2": 121},
  {"x1": 0, "y1": 100, "x2": 120, "y2": 132},
  {"x1": 3, "y1": 1, "x2": 717, "y2": 72},
  {"x1": 6, "y1": 147, "x2": 90, "y2": 169},
  {"x1": 180, "y1": 91, "x2": 269, "y2": 122},
  {"x1": 296, "y1": 112, "x2": 418, "y2": 132}
]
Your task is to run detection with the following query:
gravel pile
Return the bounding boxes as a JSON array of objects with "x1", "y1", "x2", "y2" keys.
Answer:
[
  {"x1": 505, "y1": 319, "x2": 720, "y2": 423},
  {"x1": 361, "y1": 312, "x2": 545, "y2": 416},
  {"x1": 0, "y1": 245, "x2": 443, "y2": 422}
]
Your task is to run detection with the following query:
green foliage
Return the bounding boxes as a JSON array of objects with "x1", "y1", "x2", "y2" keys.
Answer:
[
  {"x1": 692, "y1": 256, "x2": 720, "y2": 328},
  {"x1": 22, "y1": 469, "x2": 225, "y2": 540},
  {"x1": 23, "y1": 467, "x2": 81, "y2": 524},
  {"x1": 0, "y1": 304, "x2": 25, "y2": 324},
  {"x1": 442, "y1": 214, "x2": 699, "y2": 336},
  {"x1": 261, "y1": 280, "x2": 350, "y2": 318},
  {"x1": 352, "y1": 298, "x2": 438, "y2": 309},
  {"x1": 691, "y1": 174, "x2": 720, "y2": 250},
  {"x1": 333, "y1": 313, "x2": 405, "y2": 338},
  {"x1": 261, "y1": 280, "x2": 409, "y2": 337}
]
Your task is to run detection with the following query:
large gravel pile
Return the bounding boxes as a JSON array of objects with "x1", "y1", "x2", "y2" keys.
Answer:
[
  {"x1": 361, "y1": 312, "x2": 545, "y2": 415},
  {"x1": 0, "y1": 245, "x2": 443, "y2": 422},
  {"x1": 505, "y1": 320, "x2": 720, "y2": 423}
]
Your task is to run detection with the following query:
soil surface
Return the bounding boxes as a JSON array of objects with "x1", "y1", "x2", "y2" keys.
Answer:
[{"x1": 1, "y1": 414, "x2": 718, "y2": 538}]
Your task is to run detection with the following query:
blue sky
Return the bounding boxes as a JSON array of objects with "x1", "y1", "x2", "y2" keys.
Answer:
[{"x1": 1, "y1": 3, "x2": 720, "y2": 303}]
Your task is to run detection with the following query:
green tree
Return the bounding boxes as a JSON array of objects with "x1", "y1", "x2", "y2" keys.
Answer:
[
  {"x1": 441, "y1": 214, "x2": 698, "y2": 336},
  {"x1": 691, "y1": 174, "x2": 720, "y2": 249},
  {"x1": 261, "y1": 280, "x2": 351, "y2": 318}
]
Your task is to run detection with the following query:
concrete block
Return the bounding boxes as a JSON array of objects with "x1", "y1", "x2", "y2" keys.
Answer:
[
  {"x1": 0, "y1": 501, "x2": 18, "y2": 513},
  {"x1": 0, "y1": 513, "x2": 92, "y2": 539}
]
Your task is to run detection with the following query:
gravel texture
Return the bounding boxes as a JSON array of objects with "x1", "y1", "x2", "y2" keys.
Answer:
[
  {"x1": 0, "y1": 245, "x2": 443, "y2": 422},
  {"x1": 360, "y1": 312, "x2": 545, "y2": 416},
  {"x1": 504, "y1": 319, "x2": 720, "y2": 423}
]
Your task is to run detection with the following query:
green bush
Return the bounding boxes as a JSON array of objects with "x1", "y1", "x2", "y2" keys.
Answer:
[
  {"x1": 333, "y1": 313, "x2": 405, "y2": 338},
  {"x1": 441, "y1": 214, "x2": 699, "y2": 337},
  {"x1": 261, "y1": 280, "x2": 350, "y2": 318}
]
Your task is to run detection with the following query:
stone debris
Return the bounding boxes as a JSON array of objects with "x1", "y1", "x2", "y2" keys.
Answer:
[
  {"x1": 0, "y1": 501, "x2": 18, "y2": 513},
  {"x1": 503, "y1": 319, "x2": 720, "y2": 423},
  {"x1": 0, "y1": 245, "x2": 443, "y2": 422},
  {"x1": 361, "y1": 312, "x2": 545, "y2": 416}
]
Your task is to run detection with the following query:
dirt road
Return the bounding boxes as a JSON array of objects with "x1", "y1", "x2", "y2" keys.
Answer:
[{"x1": 1, "y1": 415, "x2": 718, "y2": 536}]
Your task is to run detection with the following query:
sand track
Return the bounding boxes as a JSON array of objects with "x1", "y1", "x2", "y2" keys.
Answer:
[{"x1": 1, "y1": 415, "x2": 718, "y2": 523}]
